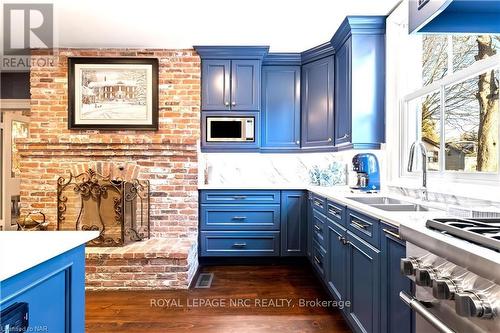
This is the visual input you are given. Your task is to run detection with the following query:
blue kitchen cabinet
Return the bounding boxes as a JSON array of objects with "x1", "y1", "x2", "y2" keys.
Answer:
[
  {"x1": 301, "y1": 56, "x2": 335, "y2": 149},
  {"x1": 280, "y1": 191, "x2": 307, "y2": 256},
  {"x1": 261, "y1": 66, "x2": 301, "y2": 150},
  {"x1": 326, "y1": 217, "x2": 348, "y2": 302},
  {"x1": 346, "y1": 230, "x2": 381, "y2": 333},
  {"x1": 331, "y1": 16, "x2": 386, "y2": 150},
  {"x1": 306, "y1": 192, "x2": 314, "y2": 260},
  {"x1": 334, "y1": 39, "x2": 351, "y2": 146},
  {"x1": 200, "y1": 204, "x2": 281, "y2": 231},
  {"x1": 0, "y1": 245, "x2": 86, "y2": 333},
  {"x1": 380, "y1": 222, "x2": 414, "y2": 333},
  {"x1": 201, "y1": 60, "x2": 231, "y2": 111},
  {"x1": 231, "y1": 60, "x2": 260, "y2": 111},
  {"x1": 200, "y1": 231, "x2": 280, "y2": 257},
  {"x1": 200, "y1": 59, "x2": 260, "y2": 112}
]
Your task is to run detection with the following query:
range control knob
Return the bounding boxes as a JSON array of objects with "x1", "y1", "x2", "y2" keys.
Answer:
[
  {"x1": 415, "y1": 266, "x2": 437, "y2": 287},
  {"x1": 433, "y1": 278, "x2": 458, "y2": 300},
  {"x1": 455, "y1": 291, "x2": 493, "y2": 319},
  {"x1": 400, "y1": 257, "x2": 420, "y2": 276}
]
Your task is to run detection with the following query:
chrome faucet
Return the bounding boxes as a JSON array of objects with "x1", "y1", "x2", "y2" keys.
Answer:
[{"x1": 407, "y1": 140, "x2": 428, "y2": 201}]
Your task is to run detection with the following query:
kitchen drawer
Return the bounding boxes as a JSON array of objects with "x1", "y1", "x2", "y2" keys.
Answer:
[
  {"x1": 311, "y1": 193, "x2": 327, "y2": 214},
  {"x1": 347, "y1": 209, "x2": 380, "y2": 248},
  {"x1": 200, "y1": 204, "x2": 280, "y2": 231},
  {"x1": 312, "y1": 209, "x2": 327, "y2": 248},
  {"x1": 200, "y1": 190, "x2": 280, "y2": 204},
  {"x1": 311, "y1": 240, "x2": 327, "y2": 278},
  {"x1": 327, "y1": 200, "x2": 345, "y2": 225},
  {"x1": 200, "y1": 231, "x2": 280, "y2": 257}
]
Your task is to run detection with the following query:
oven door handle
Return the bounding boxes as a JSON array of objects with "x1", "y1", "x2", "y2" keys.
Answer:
[{"x1": 399, "y1": 291, "x2": 456, "y2": 333}]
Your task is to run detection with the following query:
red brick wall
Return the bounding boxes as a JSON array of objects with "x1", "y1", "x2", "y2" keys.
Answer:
[{"x1": 19, "y1": 49, "x2": 200, "y2": 239}]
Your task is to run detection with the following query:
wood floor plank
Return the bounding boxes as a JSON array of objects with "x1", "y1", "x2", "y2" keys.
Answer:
[{"x1": 86, "y1": 264, "x2": 352, "y2": 333}]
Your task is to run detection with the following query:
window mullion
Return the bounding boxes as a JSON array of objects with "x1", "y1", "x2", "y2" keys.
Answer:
[{"x1": 439, "y1": 85, "x2": 446, "y2": 174}]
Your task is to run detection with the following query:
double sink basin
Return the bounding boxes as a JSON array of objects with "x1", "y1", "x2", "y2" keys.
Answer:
[{"x1": 346, "y1": 196, "x2": 435, "y2": 212}]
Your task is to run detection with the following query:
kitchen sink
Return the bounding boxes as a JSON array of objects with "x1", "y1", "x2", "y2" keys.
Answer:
[
  {"x1": 346, "y1": 197, "x2": 410, "y2": 205},
  {"x1": 347, "y1": 196, "x2": 438, "y2": 212},
  {"x1": 369, "y1": 204, "x2": 432, "y2": 212}
]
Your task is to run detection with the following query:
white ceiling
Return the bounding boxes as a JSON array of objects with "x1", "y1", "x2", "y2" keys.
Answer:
[{"x1": 22, "y1": 0, "x2": 400, "y2": 52}]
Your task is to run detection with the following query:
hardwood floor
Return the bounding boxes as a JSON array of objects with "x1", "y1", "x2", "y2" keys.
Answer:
[{"x1": 86, "y1": 264, "x2": 352, "y2": 333}]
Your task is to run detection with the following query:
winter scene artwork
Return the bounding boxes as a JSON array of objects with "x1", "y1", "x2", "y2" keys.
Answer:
[{"x1": 68, "y1": 58, "x2": 158, "y2": 130}]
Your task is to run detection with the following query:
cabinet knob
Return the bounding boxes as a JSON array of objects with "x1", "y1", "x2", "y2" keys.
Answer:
[
  {"x1": 327, "y1": 137, "x2": 332, "y2": 142},
  {"x1": 296, "y1": 140, "x2": 300, "y2": 145},
  {"x1": 224, "y1": 101, "x2": 229, "y2": 106},
  {"x1": 231, "y1": 101, "x2": 236, "y2": 106}
]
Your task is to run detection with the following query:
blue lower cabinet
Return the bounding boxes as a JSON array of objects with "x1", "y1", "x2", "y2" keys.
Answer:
[
  {"x1": 200, "y1": 231, "x2": 280, "y2": 257},
  {"x1": 346, "y1": 230, "x2": 381, "y2": 333},
  {"x1": 326, "y1": 218, "x2": 348, "y2": 302},
  {"x1": 0, "y1": 245, "x2": 86, "y2": 333},
  {"x1": 200, "y1": 190, "x2": 280, "y2": 204},
  {"x1": 311, "y1": 209, "x2": 327, "y2": 249},
  {"x1": 380, "y1": 222, "x2": 414, "y2": 333},
  {"x1": 311, "y1": 240, "x2": 327, "y2": 279},
  {"x1": 200, "y1": 204, "x2": 280, "y2": 231},
  {"x1": 280, "y1": 191, "x2": 307, "y2": 256}
]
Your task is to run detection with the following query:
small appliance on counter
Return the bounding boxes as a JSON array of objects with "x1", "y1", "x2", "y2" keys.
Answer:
[{"x1": 350, "y1": 153, "x2": 380, "y2": 192}]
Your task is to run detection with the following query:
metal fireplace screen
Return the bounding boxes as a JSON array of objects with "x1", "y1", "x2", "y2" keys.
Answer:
[{"x1": 57, "y1": 169, "x2": 150, "y2": 246}]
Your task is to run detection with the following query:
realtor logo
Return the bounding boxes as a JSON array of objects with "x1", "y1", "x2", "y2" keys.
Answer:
[{"x1": 3, "y1": 3, "x2": 53, "y2": 55}]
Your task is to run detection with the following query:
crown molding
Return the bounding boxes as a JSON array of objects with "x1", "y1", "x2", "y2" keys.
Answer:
[{"x1": 193, "y1": 46, "x2": 269, "y2": 59}]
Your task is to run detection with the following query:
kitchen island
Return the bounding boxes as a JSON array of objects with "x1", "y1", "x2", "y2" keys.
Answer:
[{"x1": 0, "y1": 231, "x2": 98, "y2": 333}]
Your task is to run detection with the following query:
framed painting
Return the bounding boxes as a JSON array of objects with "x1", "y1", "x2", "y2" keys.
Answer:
[{"x1": 68, "y1": 57, "x2": 158, "y2": 130}]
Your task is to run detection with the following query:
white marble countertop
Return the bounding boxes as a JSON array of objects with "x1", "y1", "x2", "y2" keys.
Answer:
[{"x1": 0, "y1": 231, "x2": 99, "y2": 282}]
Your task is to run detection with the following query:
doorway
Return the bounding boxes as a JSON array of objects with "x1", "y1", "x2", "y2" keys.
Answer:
[{"x1": 0, "y1": 109, "x2": 29, "y2": 230}]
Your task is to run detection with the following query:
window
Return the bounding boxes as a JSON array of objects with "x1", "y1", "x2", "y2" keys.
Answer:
[{"x1": 403, "y1": 34, "x2": 500, "y2": 177}]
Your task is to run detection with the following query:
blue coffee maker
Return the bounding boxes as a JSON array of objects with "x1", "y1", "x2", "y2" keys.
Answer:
[{"x1": 351, "y1": 153, "x2": 380, "y2": 192}]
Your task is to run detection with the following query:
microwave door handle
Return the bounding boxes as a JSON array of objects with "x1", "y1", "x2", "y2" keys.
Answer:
[{"x1": 399, "y1": 292, "x2": 456, "y2": 333}]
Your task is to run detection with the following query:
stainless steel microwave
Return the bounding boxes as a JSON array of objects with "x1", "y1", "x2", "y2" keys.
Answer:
[{"x1": 206, "y1": 117, "x2": 255, "y2": 142}]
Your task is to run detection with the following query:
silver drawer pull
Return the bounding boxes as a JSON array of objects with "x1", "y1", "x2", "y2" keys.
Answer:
[
  {"x1": 313, "y1": 256, "x2": 322, "y2": 265},
  {"x1": 232, "y1": 216, "x2": 247, "y2": 220},
  {"x1": 233, "y1": 243, "x2": 247, "y2": 248},
  {"x1": 400, "y1": 292, "x2": 455, "y2": 333},
  {"x1": 314, "y1": 225, "x2": 322, "y2": 232},
  {"x1": 383, "y1": 228, "x2": 401, "y2": 239},
  {"x1": 314, "y1": 200, "x2": 323, "y2": 207},
  {"x1": 328, "y1": 206, "x2": 342, "y2": 218},
  {"x1": 233, "y1": 195, "x2": 247, "y2": 200},
  {"x1": 351, "y1": 219, "x2": 369, "y2": 230}
]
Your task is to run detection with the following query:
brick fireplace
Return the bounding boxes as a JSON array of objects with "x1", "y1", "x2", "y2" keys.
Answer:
[{"x1": 18, "y1": 49, "x2": 200, "y2": 289}]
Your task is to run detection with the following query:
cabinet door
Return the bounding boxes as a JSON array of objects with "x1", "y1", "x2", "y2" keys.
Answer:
[
  {"x1": 326, "y1": 218, "x2": 348, "y2": 302},
  {"x1": 202, "y1": 60, "x2": 231, "y2": 110},
  {"x1": 334, "y1": 38, "x2": 352, "y2": 147},
  {"x1": 346, "y1": 231, "x2": 381, "y2": 333},
  {"x1": 261, "y1": 66, "x2": 301, "y2": 150},
  {"x1": 281, "y1": 191, "x2": 307, "y2": 256},
  {"x1": 231, "y1": 60, "x2": 260, "y2": 111},
  {"x1": 380, "y1": 225, "x2": 413, "y2": 333},
  {"x1": 301, "y1": 56, "x2": 335, "y2": 148},
  {"x1": 307, "y1": 193, "x2": 313, "y2": 260}
]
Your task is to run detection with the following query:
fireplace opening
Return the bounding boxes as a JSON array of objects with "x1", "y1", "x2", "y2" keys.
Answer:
[{"x1": 57, "y1": 168, "x2": 150, "y2": 246}]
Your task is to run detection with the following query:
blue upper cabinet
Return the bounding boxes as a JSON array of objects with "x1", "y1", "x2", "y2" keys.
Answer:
[
  {"x1": 202, "y1": 60, "x2": 231, "y2": 110},
  {"x1": 231, "y1": 60, "x2": 260, "y2": 111},
  {"x1": 261, "y1": 66, "x2": 301, "y2": 150},
  {"x1": 331, "y1": 16, "x2": 386, "y2": 150},
  {"x1": 334, "y1": 39, "x2": 351, "y2": 146},
  {"x1": 195, "y1": 46, "x2": 269, "y2": 113},
  {"x1": 301, "y1": 54, "x2": 335, "y2": 149}
]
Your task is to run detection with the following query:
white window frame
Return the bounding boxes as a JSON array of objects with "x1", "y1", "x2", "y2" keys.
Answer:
[{"x1": 399, "y1": 53, "x2": 500, "y2": 184}]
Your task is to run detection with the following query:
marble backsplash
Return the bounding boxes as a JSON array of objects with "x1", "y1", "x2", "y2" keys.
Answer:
[
  {"x1": 199, "y1": 151, "x2": 385, "y2": 186},
  {"x1": 200, "y1": 152, "x2": 350, "y2": 186}
]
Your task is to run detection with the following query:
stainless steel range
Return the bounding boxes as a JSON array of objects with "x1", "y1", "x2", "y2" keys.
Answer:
[{"x1": 399, "y1": 217, "x2": 500, "y2": 333}]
